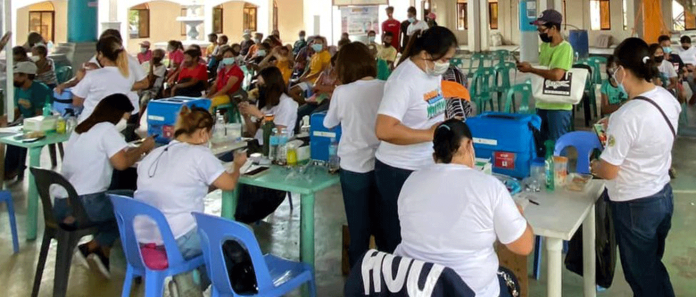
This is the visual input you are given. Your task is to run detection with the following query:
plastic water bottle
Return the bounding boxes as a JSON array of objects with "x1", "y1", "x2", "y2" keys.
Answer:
[
  {"x1": 214, "y1": 111, "x2": 226, "y2": 141},
  {"x1": 544, "y1": 140, "x2": 555, "y2": 191},
  {"x1": 268, "y1": 128, "x2": 278, "y2": 162},
  {"x1": 43, "y1": 101, "x2": 52, "y2": 117},
  {"x1": 276, "y1": 129, "x2": 288, "y2": 166},
  {"x1": 328, "y1": 137, "x2": 340, "y2": 174}
]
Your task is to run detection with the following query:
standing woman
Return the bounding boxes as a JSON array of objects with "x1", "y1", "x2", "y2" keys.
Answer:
[
  {"x1": 374, "y1": 27, "x2": 458, "y2": 252},
  {"x1": 591, "y1": 37, "x2": 680, "y2": 297},
  {"x1": 72, "y1": 36, "x2": 136, "y2": 123},
  {"x1": 323, "y1": 42, "x2": 384, "y2": 267}
]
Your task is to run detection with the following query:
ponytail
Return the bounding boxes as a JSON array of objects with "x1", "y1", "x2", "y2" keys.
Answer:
[
  {"x1": 398, "y1": 26, "x2": 458, "y2": 66},
  {"x1": 614, "y1": 38, "x2": 660, "y2": 83},
  {"x1": 96, "y1": 35, "x2": 129, "y2": 77},
  {"x1": 116, "y1": 50, "x2": 129, "y2": 77}
]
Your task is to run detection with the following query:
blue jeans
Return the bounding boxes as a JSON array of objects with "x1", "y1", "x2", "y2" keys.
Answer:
[
  {"x1": 175, "y1": 229, "x2": 211, "y2": 290},
  {"x1": 536, "y1": 109, "x2": 572, "y2": 143},
  {"x1": 340, "y1": 169, "x2": 380, "y2": 268},
  {"x1": 374, "y1": 159, "x2": 414, "y2": 253},
  {"x1": 610, "y1": 184, "x2": 675, "y2": 297},
  {"x1": 4, "y1": 145, "x2": 27, "y2": 177}
]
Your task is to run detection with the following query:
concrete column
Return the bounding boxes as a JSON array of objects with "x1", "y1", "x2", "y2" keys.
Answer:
[
  {"x1": 479, "y1": 0, "x2": 490, "y2": 51},
  {"x1": 68, "y1": 0, "x2": 98, "y2": 42},
  {"x1": 662, "y1": 0, "x2": 673, "y2": 34},
  {"x1": 4, "y1": 0, "x2": 14, "y2": 121},
  {"x1": 468, "y1": 0, "x2": 481, "y2": 52},
  {"x1": 204, "y1": 3, "x2": 213, "y2": 38},
  {"x1": 257, "y1": 0, "x2": 271, "y2": 38}
]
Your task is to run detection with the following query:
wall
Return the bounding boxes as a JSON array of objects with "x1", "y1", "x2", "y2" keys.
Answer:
[
  {"x1": 276, "y1": 0, "x2": 304, "y2": 45},
  {"x1": 220, "y1": 2, "x2": 245, "y2": 43},
  {"x1": 126, "y1": 1, "x2": 184, "y2": 53},
  {"x1": 16, "y1": 1, "x2": 68, "y2": 45}
]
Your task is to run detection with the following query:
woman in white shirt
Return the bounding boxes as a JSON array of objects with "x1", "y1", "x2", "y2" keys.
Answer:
[
  {"x1": 592, "y1": 38, "x2": 680, "y2": 297},
  {"x1": 72, "y1": 35, "x2": 137, "y2": 123},
  {"x1": 135, "y1": 106, "x2": 247, "y2": 295},
  {"x1": 58, "y1": 94, "x2": 155, "y2": 279},
  {"x1": 238, "y1": 66, "x2": 298, "y2": 144},
  {"x1": 323, "y1": 42, "x2": 384, "y2": 268},
  {"x1": 395, "y1": 119, "x2": 534, "y2": 297},
  {"x1": 373, "y1": 26, "x2": 458, "y2": 253}
]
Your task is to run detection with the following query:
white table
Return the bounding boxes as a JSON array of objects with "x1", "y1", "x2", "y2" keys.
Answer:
[{"x1": 520, "y1": 181, "x2": 606, "y2": 297}]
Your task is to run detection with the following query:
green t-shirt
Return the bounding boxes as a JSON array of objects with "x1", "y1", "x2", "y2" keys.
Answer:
[
  {"x1": 536, "y1": 41, "x2": 575, "y2": 111},
  {"x1": 376, "y1": 59, "x2": 391, "y2": 81},
  {"x1": 15, "y1": 81, "x2": 51, "y2": 118},
  {"x1": 600, "y1": 80, "x2": 627, "y2": 105}
]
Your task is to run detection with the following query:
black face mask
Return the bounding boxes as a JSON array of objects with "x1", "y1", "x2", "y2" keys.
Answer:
[
  {"x1": 13, "y1": 80, "x2": 23, "y2": 88},
  {"x1": 683, "y1": 46, "x2": 691, "y2": 50},
  {"x1": 152, "y1": 57, "x2": 163, "y2": 64},
  {"x1": 539, "y1": 33, "x2": 553, "y2": 43},
  {"x1": 654, "y1": 56, "x2": 665, "y2": 63}
]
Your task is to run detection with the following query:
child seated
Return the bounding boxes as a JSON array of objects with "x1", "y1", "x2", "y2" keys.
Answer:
[
  {"x1": 601, "y1": 56, "x2": 628, "y2": 116},
  {"x1": 31, "y1": 44, "x2": 58, "y2": 89}
]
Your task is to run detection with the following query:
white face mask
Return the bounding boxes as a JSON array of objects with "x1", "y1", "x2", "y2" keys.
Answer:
[
  {"x1": 115, "y1": 118, "x2": 128, "y2": 132},
  {"x1": 427, "y1": 60, "x2": 449, "y2": 77},
  {"x1": 30, "y1": 56, "x2": 40, "y2": 62}
]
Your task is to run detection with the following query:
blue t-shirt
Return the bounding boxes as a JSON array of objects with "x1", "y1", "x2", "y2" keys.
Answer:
[{"x1": 15, "y1": 81, "x2": 51, "y2": 118}]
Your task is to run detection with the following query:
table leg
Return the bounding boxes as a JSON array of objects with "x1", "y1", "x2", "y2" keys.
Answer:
[
  {"x1": 582, "y1": 205, "x2": 597, "y2": 297},
  {"x1": 300, "y1": 193, "x2": 315, "y2": 267},
  {"x1": 26, "y1": 147, "x2": 43, "y2": 241},
  {"x1": 221, "y1": 188, "x2": 239, "y2": 220},
  {"x1": 546, "y1": 237, "x2": 563, "y2": 297}
]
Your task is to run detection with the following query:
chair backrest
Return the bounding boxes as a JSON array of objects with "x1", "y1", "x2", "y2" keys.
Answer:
[
  {"x1": 467, "y1": 53, "x2": 486, "y2": 72},
  {"x1": 573, "y1": 63, "x2": 595, "y2": 89},
  {"x1": 554, "y1": 131, "x2": 603, "y2": 174},
  {"x1": 450, "y1": 58, "x2": 465, "y2": 69},
  {"x1": 192, "y1": 212, "x2": 275, "y2": 295},
  {"x1": 471, "y1": 67, "x2": 496, "y2": 95},
  {"x1": 30, "y1": 167, "x2": 89, "y2": 228},
  {"x1": 492, "y1": 49, "x2": 510, "y2": 64},
  {"x1": 504, "y1": 82, "x2": 533, "y2": 113},
  {"x1": 55, "y1": 66, "x2": 73, "y2": 85},
  {"x1": 109, "y1": 195, "x2": 187, "y2": 271},
  {"x1": 495, "y1": 62, "x2": 517, "y2": 88}
]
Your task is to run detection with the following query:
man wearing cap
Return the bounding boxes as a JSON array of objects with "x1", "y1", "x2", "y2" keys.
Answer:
[
  {"x1": 517, "y1": 9, "x2": 574, "y2": 144},
  {"x1": 5, "y1": 62, "x2": 52, "y2": 180},
  {"x1": 294, "y1": 30, "x2": 307, "y2": 56},
  {"x1": 137, "y1": 41, "x2": 152, "y2": 64},
  {"x1": 240, "y1": 30, "x2": 255, "y2": 56}
]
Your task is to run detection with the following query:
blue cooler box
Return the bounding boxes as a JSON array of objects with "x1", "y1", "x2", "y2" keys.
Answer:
[
  {"x1": 147, "y1": 97, "x2": 211, "y2": 143},
  {"x1": 466, "y1": 112, "x2": 541, "y2": 179},
  {"x1": 53, "y1": 89, "x2": 82, "y2": 117},
  {"x1": 310, "y1": 112, "x2": 342, "y2": 162}
]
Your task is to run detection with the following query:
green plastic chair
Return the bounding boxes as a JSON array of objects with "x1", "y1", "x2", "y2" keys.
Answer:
[
  {"x1": 504, "y1": 82, "x2": 533, "y2": 114},
  {"x1": 466, "y1": 53, "x2": 487, "y2": 79},
  {"x1": 377, "y1": 59, "x2": 391, "y2": 80},
  {"x1": 213, "y1": 102, "x2": 242, "y2": 124},
  {"x1": 494, "y1": 62, "x2": 517, "y2": 111},
  {"x1": 492, "y1": 50, "x2": 511, "y2": 64},
  {"x1": 579, "y1": 58, "x2": 603, "y2": 86},
  {"x1": 55, "y1": 66, "x2": 73, "y2": 84},
  {"x1": 470, "y1": 67, "x2": 497, "y2": 113},
  {"x1": 575, "y1": 61, "x2": 599, "y2": 118},
  {"x1": 450, "y1": 57, "x2": 465, "y2": 70}
]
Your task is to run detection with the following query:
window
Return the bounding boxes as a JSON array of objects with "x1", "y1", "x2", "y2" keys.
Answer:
[
  {"x1": 181, "y1": 8, "x2": 187, "y2": 36},
  {"x1": 128, "y1": 4, "x2": 150, "y2": 39},
  {"x1": 213, "y1": 6, "x2": 223, "y2": 34},
  {"x1": 489, "y1": 1, "x2": 499, "y2": 30},
  {"x1": 457, "y1": 0, "x2": 467, "y2": 30},
  {"x1": 673, "y1": 1, "x2": 696, "y2": 31},
  {"x1": 590, "y1": 0, "x2": 611, "y2": 30},
  {"x1": 623, "y1": 0, "x2": 628, "y2": 30},
  {"x1": 687, "y1": 11, "x2": 696, "y2": 30},
  {"x1": 273, "y1": 1, "x2": 278, "y2": 31},
  {"x1": 29, "y1": 11, "x2": 54, "y2": 43},
  {"x1": 243, "y1": 4, "x2": 258, "y2": 32}
]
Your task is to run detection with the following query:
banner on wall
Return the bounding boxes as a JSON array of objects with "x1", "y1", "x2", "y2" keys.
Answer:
[{"x1": 341, "y1": 6, "x2": 380, "y2": 35}]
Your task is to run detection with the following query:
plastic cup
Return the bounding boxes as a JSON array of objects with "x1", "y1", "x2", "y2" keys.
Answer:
[{"x1": 554, "y1": 156, "x2": 568, "y2": 188}]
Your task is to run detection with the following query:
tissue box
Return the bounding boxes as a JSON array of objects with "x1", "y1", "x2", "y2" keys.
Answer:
[{"x1": 24, "y1": 116, "x2": 57, "y2": 132}]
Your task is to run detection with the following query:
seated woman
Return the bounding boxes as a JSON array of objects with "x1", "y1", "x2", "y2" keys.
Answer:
[
  {"x1": 208, "y1": 47, "x2": 244, "y2": 110},
  {"x1": 238, "y1": 67, "x2": 298, "y2": 144},
  {"x1": 395, "y1": 119, "x2": 534, "y2": 297},
  {"x1": 259, "y1": 45, "x2": 295, "y2": 84},
  {"x1": 295, "y1": 54, "x2": 338, "y2": 132},
  {"x1": 289, "y1": 37, "x2": 332, "y2": 104},
  {"x1": 134, "y1": 106, "x2": 247, "y2": 295},
  {"x1": 60, "y1": 94, "x2": 155, "y2": 279},
  {"x1": 168, "y1": 49, "x2": 209, "y2": 97}
]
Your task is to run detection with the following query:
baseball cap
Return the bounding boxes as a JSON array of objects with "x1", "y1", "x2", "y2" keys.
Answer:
[
  {"x1": 14, "y1": 61, "x2": 37, "y2": 75},
  {"x1": 139, "y1": 41, "x2": 151, "y2": 47},
  {"x1": 532, "y1": 9, "x2": 563, "y2": 26}
]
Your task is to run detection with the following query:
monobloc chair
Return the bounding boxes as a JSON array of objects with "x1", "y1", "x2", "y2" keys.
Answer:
[
  {"x1": 470, "y1": 67, "x2": 497, "y2": 113},
  {"x1": 532, "y1": 131, "x2": 602, "y2": 279},
  {"x1": 192, "y1": 212, "x2": 316, "y2": 297},
  {"x1": 110, "y1": 195, "x2": 206, "y2": 297},
  {"x1": 494, "y1": 62, "x2": 517, "y2": 111},
  {"x1": 503, "y1": 82, "x2": 533, "y2": 114},
  {"x1": 466, "y1": 53, "x2": 486, "y2": 79},
  {"x1": 30, "y1": 167, "x2": 115, "y2": 297},
  {"x1": 0, "y1": 191, "x2": 19, "y2": 253}
]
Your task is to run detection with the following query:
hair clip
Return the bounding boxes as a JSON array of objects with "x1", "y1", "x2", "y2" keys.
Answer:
[
  {"x1": 438, "y1": 124, "x2": 450, "y2": 131},
  {"x1": 642, "y1": 56, "x2": 650, "y2": 64}
]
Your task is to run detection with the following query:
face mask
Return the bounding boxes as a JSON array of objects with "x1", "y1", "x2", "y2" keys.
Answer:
[
  {"x1": 115, "y1": 118, "x2": 128, "y2": 132},
  {"x1": 30, "y1": 56, "x2": 40, "y2": 62},
  {"x1": 427, "y1": 60, "x2": 449, "y2": 77},
  {"x1": 299, "y1": 36, "x2": 305, "y2": 41},
  {"x1": 311, "y1": 44, "x2": 323, "y2": 52},
  {"x1": 384, "y1": 41, "x2": 391, "y2": 47},
  {"x1": 663, "y1": 46, "x2": 673, "y2": 54},
  {"x1": 683, "y1": 45, "x2": 691, "y2": 51},
  {"x1": 611, "y1": 66, "x2": 627, "y2": 94},
  {"x1": 222, "y1": 57, "x2": 235, "y2": 65},
  {"x1": 368, "y1": 36, "x2": 375, "y2": 43},
  {"x1": 140, "y1": 47, "x2": 148, "y2": 54},
  {"x1": 256, "y1": 50, "x2": 267, "y2": 57},
  {"x1": 539, "y1": 33, "x2": 553, "y2": 43},
  {"x1": 254, "y1": 39, "x2": 261, "y2": 44},
  {"x1": 153, "y1": 57, "x2": 163, "y2": 64},
  {"x1": 13, "y1": 80, "x2": 23, "y2": 88},
  {"x1": 408, "y1": 17, "x2": 415, "y2": 23},
  {"x1": 654, "y1": 56, "x2": 664, "y2": 63}
]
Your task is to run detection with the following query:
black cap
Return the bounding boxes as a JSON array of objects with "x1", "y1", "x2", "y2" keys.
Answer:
[{"x1": 532, "y1": 9, "x2": 563, "y2": 26}]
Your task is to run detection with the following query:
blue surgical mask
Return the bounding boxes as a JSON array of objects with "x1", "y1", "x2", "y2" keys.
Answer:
[
  {"x1": 256, "y1": 50, "x2": 266, "y2": 57},
  {"x1": 663, "y1": 46, "x2": 673, "y2": 54},
  {"x1": 611, "y1": 66, "x2": 627, "y2": 94},
  {"x1": 311, "y1": 44, "x2": 323, "y2": 52},
  {"x1": 222, "y1": 57, "x2": 235, "y2": 65},
  {"x1": 368, "y1": 36, "x2": 376, "y2": 43},
  {"x1": 408, "y1": 17, "x2": 416, "y2": 23}
]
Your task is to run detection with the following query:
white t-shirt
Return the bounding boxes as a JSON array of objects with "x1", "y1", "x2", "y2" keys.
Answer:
[
  {"x1": 73, "y1": 66, "x2": 137, "y2": 123},
  {"x1": 61, "y1": 122, "x2": 127, "y2": 196},
  {"x1": 375, "y1": 59, "x2": 445, "y2": 171},
  {"x1": 657, "y1": 60, "x2": 678, "y2": 79},
  {"x1": 394, "y1": 163, "x2": 528, "y2": 297},
  {"x1": 324, "y1": 80, "x2": 385, "y2": 173},
  {"x1": 678, "y1": 46, "x2": 696, "y2": 65},
  {"x1": 88, "y1": 54, "x2": 148, "y2": 115},
  {"x1": 134, "y1": 140, "x2": 226, "y2": 242},
  {"x1": 600, "y1": 87, "x2": 680, "y2": 202},
  {"x1": 254, "y1": 94, "x2": 299, "y2": 143},
  {"x1": 407, "y1": 20, "x2": 429, "y2": 36}
]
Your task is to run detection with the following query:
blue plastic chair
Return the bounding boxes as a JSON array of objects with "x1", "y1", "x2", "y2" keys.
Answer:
[
  {"x1": 110, "y1": 195, "x2": 206, "y2": 297},
  {"x1": 0, "y1": 191, "x2": 18, "y2": 253},
  {"x1": 192, "y1": 212, "x2": 316, "y2": 297}
]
